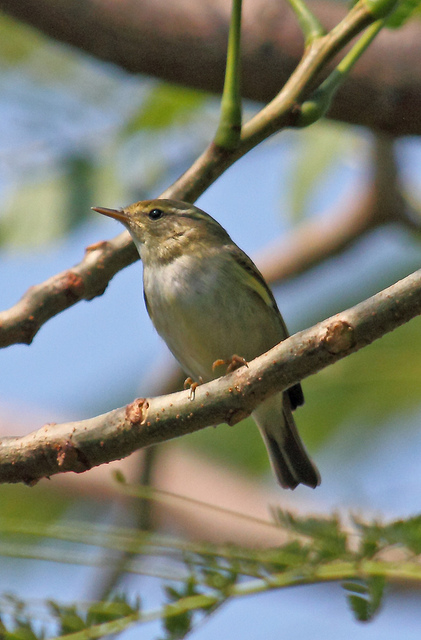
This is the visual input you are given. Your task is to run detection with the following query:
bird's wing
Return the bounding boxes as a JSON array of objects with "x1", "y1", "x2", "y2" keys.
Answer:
[
  {"x1": 225, "y1": 244, "x2": 287, "y2": 330},
  {"x1": 225, "y1": 244, "x2": 304, "y2": 409}
]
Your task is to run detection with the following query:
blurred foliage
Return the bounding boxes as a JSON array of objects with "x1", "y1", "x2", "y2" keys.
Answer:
[
  {"x1": 124, "y1": 84, "x2": 207, "y2": 134},
  {"x1": 0, "y1": 13, "x2": 210, "y2": 248},
  {"x1": 301, "y1": 313, "x2": 421, "y2": 445},
  {"x1": 0, "y1": 15, "x2": 46, "y2": 64},
  {"x1": 0, "y1": 484, "x2": 71, "y2": 524},
  {"x1": 0, "y1": 76, "x2": 210, "y2": 248},
  {"x1": 386, "y1": 0, "x2": 421, "y2": 27},
  {"x1": 0, "y1": 593, "x2": 140, "y2": 640},
  {"x1": 2, "y1": 503, "x2": 421, "y2": 638},
  {"x1": 284, "y1": 120, "x2": 359, "y2": 223},
  {"x1": 0, "y1": 156, "x2": 96, "y2": 247}
]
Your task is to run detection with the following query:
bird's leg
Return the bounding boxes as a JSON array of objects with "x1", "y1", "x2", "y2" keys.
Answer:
[
  {"x1": 184, "y1": 376, "x2": 203, "y2": 401},
  {"x1": 212, "y1": 354, "x2": 248, "y2": 374}
]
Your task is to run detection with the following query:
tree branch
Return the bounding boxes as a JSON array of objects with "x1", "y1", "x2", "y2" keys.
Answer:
[
  {"x1": 1, "y1": 268, "x2": 420, "y2": 486},
  {"x1": 1, "y1": 132, "x2": 414, "y2": 348},
  {"x1": 0, "y1": 4, "x2": 388, "y2": 348},
  {"x1": 1, "y1": 0, "x2": 420, "y2": 136},
  {"x1": 256, "y1": 134, "x2": 418, "y2": 283}
]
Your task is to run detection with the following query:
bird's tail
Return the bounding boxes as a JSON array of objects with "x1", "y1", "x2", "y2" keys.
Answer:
[{"x1": 253, "y1": 393, "x2": 320, "y2": 490}]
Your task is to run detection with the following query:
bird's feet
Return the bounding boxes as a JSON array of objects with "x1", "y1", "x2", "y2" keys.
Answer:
[
  {"x1": 212, "y1": 354, "x2": 248, "y2": 374},
  {"x1": 184, "y1": 376, "x2": 203, "y2": 401}
]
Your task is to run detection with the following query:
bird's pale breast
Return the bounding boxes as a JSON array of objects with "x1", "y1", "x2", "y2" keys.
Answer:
[{"x1": 143, "y1": 252, "x2": 285, "y2": 382}]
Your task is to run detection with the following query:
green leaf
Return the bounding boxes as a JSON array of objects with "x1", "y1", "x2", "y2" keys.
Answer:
[
  {"x1": 49, "y1": 596, "x2": 141, "y2": 636},
  {"x1": 274, "y1": 511, "x2": 348, "y2": 560},
  {"x1": 0, "y1": 613, "x2": 43, "y2": 640},
  {"x1": 87, "y1": 595, "x2": 139, "y2": 625},
  {"x1": 202, "y1": 565, "x2": 238, "y2": 593},
  {"x1": 2, "y1": 628, "x2": 39, "y2": 640},
  {"x1": 113, "y1": 469, "x2": 127, "y2": 484},
  {"x1": 48, "y1": 603, "x2": 86, "y2": 635},
  {"x1": 163, "y1": 577, "x2": 199, "y2": 640},
  {"x1": 352, "y1": 519, "x2": 383, "y2": 559},
  {"x1": 63, "y1": 155, "x2": 96, "y2": 232},
  {"x1": 124, "y1": 83, "x2": 206, "y2": 135},
  {"x1": 348, "y1": 593, "x2": 371, "y2": 621},
  {"x1": 343, "y1": 576, "x2": 385, "y2": 622},
  {"x1": 381, "y1": 515, "x2": 421, "y2": 554},
  {"x1": 262, "y1": 540, "x2": 311, "y2": 571}
]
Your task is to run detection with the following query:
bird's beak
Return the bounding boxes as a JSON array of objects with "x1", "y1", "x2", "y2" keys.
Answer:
[{"x1": 91, "y1": 206, "x2": 129, "y2": 223}]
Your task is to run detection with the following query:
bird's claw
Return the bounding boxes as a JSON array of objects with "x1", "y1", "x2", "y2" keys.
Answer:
[
  {"x1": 184, "y1": 377, "x2": 202, "y2": 401},
  {"x1": 212, "y1": 354, "x2": 248, "y2": 374}
]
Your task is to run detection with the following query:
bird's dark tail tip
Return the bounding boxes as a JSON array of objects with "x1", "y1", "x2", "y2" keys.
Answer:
[
  {"x1": 265, "y1": 431, "x2": 320, "y2": 490},
  {"x1": 254, "y1": 393, "x2": 321, "y2": 490}
]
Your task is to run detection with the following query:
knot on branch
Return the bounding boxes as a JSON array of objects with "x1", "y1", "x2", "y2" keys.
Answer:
[
  {"x1": 227, "y1": 407, "x2": 250, "y2": 426},
  {"x1": 58, "y1": 271, "x2": 85, "y2": 303},
  {"x1": 321, "y1": 319, "x2": 355, "y2": 354},
  {"x1": 126, "y1": 398, "x2": 149, "y2": 425},
  {"x1": 18, "y1": 316, "x2": 38, "y2": 346},
  {"x1": 55, "y1": 440, "x2": 91, "y2": 472}
]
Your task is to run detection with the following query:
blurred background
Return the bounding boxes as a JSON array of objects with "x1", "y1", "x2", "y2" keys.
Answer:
[{"x1": 0, "y1": 6, "x2": 421, "y2": 639}]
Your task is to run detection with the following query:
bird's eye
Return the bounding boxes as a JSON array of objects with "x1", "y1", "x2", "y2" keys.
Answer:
[{"x1": 148, "y1": 208, "x2": 163, "y2": 220}]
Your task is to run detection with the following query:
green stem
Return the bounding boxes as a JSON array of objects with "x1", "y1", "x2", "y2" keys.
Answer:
[
  {"x1": 236, "y1": 0, "x2": 374, "y2": 151},
  {"x1": 163, "y1": 0, "x2": 379, "y2": 203},
  {"x1": 286, "y1": 0, "x2": 325, "y2": 45},
  {"x1": 297, "y1": 19, "x2": 385, "y2": 126},
  {"x1": 364, "y1": 0, "x2": 399, "y2": 19},
  {"x1": 214, "y1": 0, "x2": 242, "y2": 149},
  {"x1": 336, "y1": 18, "x2": 384, "y2": 74}
]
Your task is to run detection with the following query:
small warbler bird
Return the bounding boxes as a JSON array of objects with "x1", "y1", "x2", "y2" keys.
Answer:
[{"x1": 93, "y1": 199, "x2": 320, "y2": 489}]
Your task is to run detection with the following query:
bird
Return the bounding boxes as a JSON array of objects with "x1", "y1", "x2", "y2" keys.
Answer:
[{"x1": 92, "y1": 199, "x2": 320, "y2": 489}]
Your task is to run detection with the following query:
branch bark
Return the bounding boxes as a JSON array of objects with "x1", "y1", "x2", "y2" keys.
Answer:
[
  {"x1": 1, "y1": 0, "x2": 421, "y2": 136},
  {"x1": 1, "y1": 268, "x2": 420, "y2": 486}
]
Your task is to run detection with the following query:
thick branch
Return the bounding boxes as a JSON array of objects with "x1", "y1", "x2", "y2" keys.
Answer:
[
  {"x1": 1, "y1": 268, "x2": 420, "y2": 485},
  {"x1": 1, "y1": 0, "x2": 421, "y2": 136}
]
